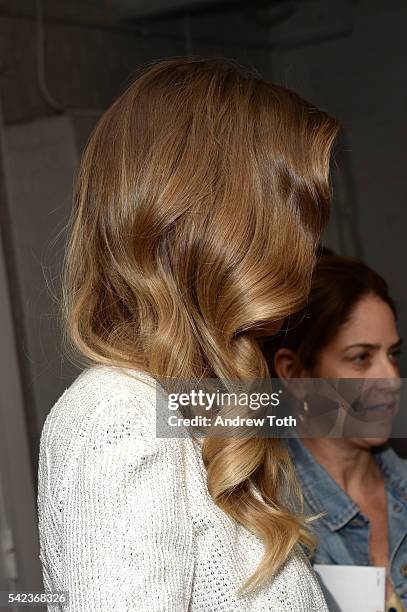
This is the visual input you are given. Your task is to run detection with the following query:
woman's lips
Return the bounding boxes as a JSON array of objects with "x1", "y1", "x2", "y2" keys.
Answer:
[{"x1": 357, "y1": 399, "x2": 399, "y2": 418}]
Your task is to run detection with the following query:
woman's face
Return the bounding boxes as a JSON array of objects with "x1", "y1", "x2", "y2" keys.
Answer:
[
  {"x1": 273, "y1": 294, "x2": 402, "y2": 445},
  {"x1": 311, "y1": 294, "x2": 402, "y2": 379},
  {"x1": 309, "y1": 294, "x2": 402, "y2": 447}
]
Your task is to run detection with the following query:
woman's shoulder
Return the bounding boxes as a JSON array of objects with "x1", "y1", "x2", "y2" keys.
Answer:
[
  {"x1": 46, "y1": 363, "x2": 156, "y2": 421},
  {"x1": 37, "y1": 365, "x2": 176, "y2": 513},
  {"x1": 39, "y1": 365, "x2": 160, "y2": 470}
]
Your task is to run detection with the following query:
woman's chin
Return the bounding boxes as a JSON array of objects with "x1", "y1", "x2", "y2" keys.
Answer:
[{"x1": 361, "y1": 436, "x2": 390, "y2": 448}]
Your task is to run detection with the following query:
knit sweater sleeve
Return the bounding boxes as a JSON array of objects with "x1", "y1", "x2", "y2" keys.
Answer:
[{"x1": 38, "y1": 390, "x2": 195, "y2": 611}]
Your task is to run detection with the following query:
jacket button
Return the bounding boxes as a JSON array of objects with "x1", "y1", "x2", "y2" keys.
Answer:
[
  {"x1": 393, "y1": 503, "x2": 403, "y2": 513},
  {"x1": 401, "y1": 564, "x2": 407, "y2": 576}
]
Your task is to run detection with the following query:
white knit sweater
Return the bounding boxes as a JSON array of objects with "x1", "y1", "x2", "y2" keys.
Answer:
[{"x1": 37, "y1": 364, "x2": 328, "y2": 611}]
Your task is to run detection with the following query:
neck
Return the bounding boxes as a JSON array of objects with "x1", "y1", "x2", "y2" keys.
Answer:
[{"x1": 300, "y1": 437, "x2": 383, "y2": 498}]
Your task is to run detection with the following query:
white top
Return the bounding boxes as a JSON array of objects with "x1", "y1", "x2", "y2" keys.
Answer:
[{"x1": 37, "y1": 364, "x2": 328, "y2": 611}]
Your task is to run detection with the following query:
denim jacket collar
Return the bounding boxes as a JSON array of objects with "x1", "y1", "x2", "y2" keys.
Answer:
[
  {"x1": 375, "y1": 445, "x2": 407, "y2": 500},
  {"x1": 287, "y1": 438, "x2": 359, "y2": 532},
  {"x1": 287, "y1": 438, "x2": 407, "y2": 532}
]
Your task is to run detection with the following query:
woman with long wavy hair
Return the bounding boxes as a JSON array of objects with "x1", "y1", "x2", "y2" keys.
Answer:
[{"x1": 37, "y1": 57, "x2": 339, "y2": 610}]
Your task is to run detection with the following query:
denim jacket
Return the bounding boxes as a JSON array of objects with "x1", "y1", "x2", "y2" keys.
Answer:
[{"x1": 287, "y1": 438, "x2": 407, "y2": 610}]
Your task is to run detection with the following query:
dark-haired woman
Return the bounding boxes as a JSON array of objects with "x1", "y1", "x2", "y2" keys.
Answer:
[{"x1": 264, "y1": 254, "x2": 406, "y2": 612}]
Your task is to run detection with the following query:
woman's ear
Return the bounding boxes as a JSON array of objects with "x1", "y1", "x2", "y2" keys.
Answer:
[{"x1": 273, "y1": 348, "x2": 298, "y2": 379}]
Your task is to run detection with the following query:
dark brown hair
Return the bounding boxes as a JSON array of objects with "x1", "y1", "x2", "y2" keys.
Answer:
[{"x1": 262, "y1": 254, "x2": 397, "y2": 375}]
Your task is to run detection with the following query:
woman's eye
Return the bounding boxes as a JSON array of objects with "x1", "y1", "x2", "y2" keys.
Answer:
[
  {"x1": 351, "y1": 352, "x2": 370, "y2": 364},
  {"x1": 389, "y1": 349, "x2": 402, "y2": 363}
]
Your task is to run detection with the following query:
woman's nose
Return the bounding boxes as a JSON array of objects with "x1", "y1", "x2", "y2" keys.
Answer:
[
  {"x1": 380, "y1": 365, "x2": 398, "y2": 380},
  {"x1": 371, "y1": 353, "x2": 400, "y2": 380}
]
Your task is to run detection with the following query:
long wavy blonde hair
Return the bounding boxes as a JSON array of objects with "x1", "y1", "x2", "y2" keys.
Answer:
[{"x1": 61, "y1": 57, "x2": 339, "y2": 592}]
